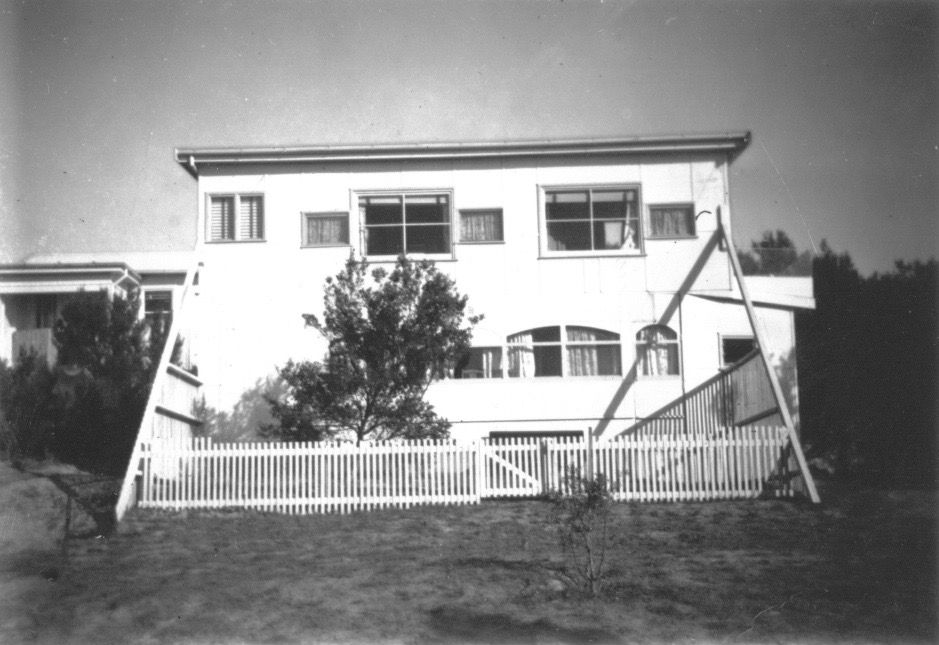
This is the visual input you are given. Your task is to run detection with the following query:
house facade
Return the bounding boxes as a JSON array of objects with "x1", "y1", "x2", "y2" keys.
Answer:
[{"x1": 1, "y1": 133, "x2": 814, "y2": 443}]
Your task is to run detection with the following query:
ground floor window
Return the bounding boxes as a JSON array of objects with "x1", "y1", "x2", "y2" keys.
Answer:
[
  {"x1": 636, "y1": 325, "x2": 680, "y2": 376},
  {"x1": 144, "y1": 291, "x2": 173, "y2": 337},
  {"x1": 721, "y1": 336, "x2": 755, "y2": 367}
]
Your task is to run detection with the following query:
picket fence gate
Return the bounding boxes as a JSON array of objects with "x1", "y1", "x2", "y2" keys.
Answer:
[{"x1": 136, "y1": 427, "x2": 793, "y2": 514}]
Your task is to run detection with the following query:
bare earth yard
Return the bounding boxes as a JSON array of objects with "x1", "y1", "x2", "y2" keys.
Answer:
[{"x1": 0, "y1": 463, "x2": 935, "y2": 644}]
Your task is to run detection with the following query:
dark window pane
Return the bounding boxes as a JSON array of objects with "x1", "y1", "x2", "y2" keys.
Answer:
[
  {"x1": 366, "y1": 226, "x2": 403, "y2": 255},
  {"x1": 722, "y1": 337, "x2": 755, "y2": 366},
  {"x1": 361, "y1": 196, "x2": 403, "y2": 225},
  {"x1": 592, "y1": 190, "x2": 628, "y2": 220},
  {"x1": 533, "y1": 345, "x2": 562, "y2": 376},
  {"x1": 405, "y1": 224, "x2": 449, "y2": 254},
  {"x1": 530, "y1": 326, "x2": 561, "y2": 343},
  {"x1": 547, "y1": 221, "x2": 591, "y2": 251},
  {"x1": 406, "y1": 195, "x2": 449, "y2": 223},
  {"x1": 545, "y1": 191, "x2": 589, "y2": 220}
]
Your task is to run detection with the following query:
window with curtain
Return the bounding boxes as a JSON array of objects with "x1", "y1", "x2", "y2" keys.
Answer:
[
  {"x1": 303, "y1": 212, "x2": 349, "y2": 246},
  {"x1": 636, "y1": 325, "x2": 680, "y2": 377},
  {"x1": 505, "y1": 325, "x2": 621, "y2": 377},
  {"x1": 453, "y1": 347, "x2": 503, "y2": 378},
  {"x1": 460, "y1": 209, "x2": 503, "y2": 243},
  {"x1": 543, "y1": 186, "x2": 640, "y2": 254},
  {"x1": 359, "y1": 192, "x2": 452, "y2": 256},
  {"x1": 648, "y1": 204, "x2": 695, "y2": 238},
  {"x1": 144, "y1": 291, "x2": 173, "y2": 337},
  {"x1": 208, "y1": 194, "x2": 264, "y2": 242},
  {"x1": 566, "y1": 326, "x2": 622, "y2": 376}
]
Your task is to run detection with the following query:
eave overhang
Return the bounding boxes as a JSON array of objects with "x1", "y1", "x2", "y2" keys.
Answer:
[
  {"x1": 175, "y1": 132, "x2": 752, "y2": 178},
  {"x1": 0, "y1": 263, "x2": 142, "y2": 295}
]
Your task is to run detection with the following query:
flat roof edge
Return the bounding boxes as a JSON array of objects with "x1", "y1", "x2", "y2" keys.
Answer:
[{"x1": 175, "y1": 132, "x2": 751, "y2": 173}]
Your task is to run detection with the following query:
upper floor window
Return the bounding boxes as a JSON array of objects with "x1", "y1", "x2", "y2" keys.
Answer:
[
  {"x1": 636, "y1": 325, "x2": 680, "y2": 377},
  {"x1": 302, "y1": 212, "x2": 349, "y2": 247},
  {"x1": 359, "y1": 192, "x2": 452, "y2": 257},
  {"x1": 542, "y1": 186, "x2": 640, "y2": 256},
  {"x1": 208, "y1": 194, "x2": 264, "y2": 242},
  {"x1": 460, "y1": 209, "x2": 503, "y2": 243},
  {"x1": 648, "y1": 204, "x2": 695, "y2": 239}
]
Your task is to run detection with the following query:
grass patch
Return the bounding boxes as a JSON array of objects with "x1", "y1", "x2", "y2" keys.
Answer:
[{"x1": 1, "y1": 468, "x2": 935, "y2": 644}]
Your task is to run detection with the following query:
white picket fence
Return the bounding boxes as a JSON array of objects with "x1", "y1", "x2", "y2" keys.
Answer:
[{"x1": 136, "y1": 426, "x2": 793, "y2": 514}]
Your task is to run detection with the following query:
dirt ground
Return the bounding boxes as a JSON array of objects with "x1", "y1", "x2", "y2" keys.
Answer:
[{"x1": 0, "y1": 461, "x2": 935, "y2": 644}]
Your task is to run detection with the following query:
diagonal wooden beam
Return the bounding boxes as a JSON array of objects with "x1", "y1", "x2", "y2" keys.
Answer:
[{"x1": 717, "y1": 208, "x2": 820, "y2": 503}]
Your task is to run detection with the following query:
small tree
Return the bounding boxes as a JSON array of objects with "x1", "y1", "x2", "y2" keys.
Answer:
[
  {"x1": 0, "y1": 352, "x2": 57, "y2": 464},
  {"x1": 548, "y1": 470, "x2": 614, "y2": 597},
  {"x1": 51, "y1": 290, "x2": 161, "y2": 474},
  {"x1": 266, "y1": 255, "x2": 480, "y2": 443}
]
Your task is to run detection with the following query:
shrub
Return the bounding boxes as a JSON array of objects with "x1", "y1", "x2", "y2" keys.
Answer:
[
  {"x1": 0, "y1": 352, "x2": 57, "y2": 465},
  {"x1": 548, "y1": 470, "x2": 614, "y2": 597}
]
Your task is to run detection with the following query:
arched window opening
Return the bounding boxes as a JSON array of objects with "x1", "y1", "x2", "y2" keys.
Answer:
[{"x1": 636, "y1": 325, "x2": 680, "y2": 377}]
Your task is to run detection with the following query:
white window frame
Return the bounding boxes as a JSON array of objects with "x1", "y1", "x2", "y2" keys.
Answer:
[
  {"x1": 539, "y1": 184, "x2": 643, "y2": 258},
  {"x1": 646, "y1": 203, "x2": 697, "y2": 240},
  {"x1": 301, "y1": 211, "x2": 351, "y2": 248},
  {"x1": 206, "y1": 193, "x2": 265, "y2": 243},
  {"x1": 355, "y1": 189, "x2": 455, "y2": 260}
]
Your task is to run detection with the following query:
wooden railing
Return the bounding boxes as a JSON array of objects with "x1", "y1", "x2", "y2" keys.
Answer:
[
  {"x1": 115, "y1": 263, "x2": 203, "y2": 521},
  {"x1": 622, "y1": 349, "x2": 777, "y2": 436},
  {"x1": 134, "y1": 429, "x2": 792, "y2": 515}
]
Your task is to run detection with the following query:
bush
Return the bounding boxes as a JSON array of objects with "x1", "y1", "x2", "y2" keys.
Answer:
[
  {"x1": 0, "y1": 352, "x2": 56, "y2": 464},
  {"x1": 548, "y1": 470, "x2": 614, "y2": 597}
]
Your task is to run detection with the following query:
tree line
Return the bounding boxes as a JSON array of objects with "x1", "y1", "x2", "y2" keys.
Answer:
[{"x1": 739, "y1": 232, "x2": 937, "y2": 487}]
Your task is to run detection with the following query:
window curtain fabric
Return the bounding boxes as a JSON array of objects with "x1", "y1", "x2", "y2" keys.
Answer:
[
  {"x1": 566, "y1": 327, "x2": 622, "y2": 376},
  {"x1": 461, "y1": 211, "x2": 502, "y2": 242},
  {"x1": 650, "y1": 207, "x2": 693, "y2": 237},
  {"x1": 506, "y1": 331, "x2": 536, "y2": 377},
  {"x1": 636, "y1": 326, "x2": 679, "y2": 376},
  {"x1": 306, "y1": 215, "x2": 346, "y2": 245}
]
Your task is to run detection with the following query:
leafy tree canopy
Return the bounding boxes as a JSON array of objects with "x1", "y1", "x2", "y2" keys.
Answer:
[
  {"x1": 737, "y1": 229, "x2": 813, "y2": 276},
  {"x1": 266, "y1": 255, "x2": 481, "y2": 443}
]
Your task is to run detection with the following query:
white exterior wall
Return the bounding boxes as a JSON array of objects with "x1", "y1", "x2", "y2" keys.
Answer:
[{"x1": 188, "y1": 153, "x2": 801, "y2": 440}]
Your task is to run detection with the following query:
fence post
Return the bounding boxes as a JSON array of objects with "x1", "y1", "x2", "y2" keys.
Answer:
[
  {"x1": 586, "y1": 427, "x2": 594, "y2": 480},
  {"x1": 475, "y1": 439, "x2": 485, "y2": 500},
  {"x1": 539, "y1": 439, "x2": 549, "y2": 496}
]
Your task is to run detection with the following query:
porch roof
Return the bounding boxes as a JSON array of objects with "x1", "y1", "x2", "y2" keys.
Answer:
[
  {"x1": 175, "y1": 132, "x2": 752, "y2": 178},
  {"x1": 0, "y1": 262, "x2": 142, "y2": 295}
]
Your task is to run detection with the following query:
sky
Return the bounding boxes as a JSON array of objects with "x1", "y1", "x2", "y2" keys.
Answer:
[{"x1": 1, "y1": 0, "x2": 936, "y2": 276}]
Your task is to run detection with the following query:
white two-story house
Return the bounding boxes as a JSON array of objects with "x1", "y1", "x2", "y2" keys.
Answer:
[{"x1": 1, "y1": 133, "x2": 814, "y2": 443}]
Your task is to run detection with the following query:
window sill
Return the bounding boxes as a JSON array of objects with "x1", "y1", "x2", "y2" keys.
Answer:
[
  {"x1": 538, "y1": 251, "x2": 646, "y2": 260},
  {"x1": 457, "y1": 240, "x2": 505, "y2": 245},
  {"x1": 206, "y1": 239, "x2": 267, "y2": 244},
  {"x1": 365, "y1": 253, "x2": 456, "y2": 263}
]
